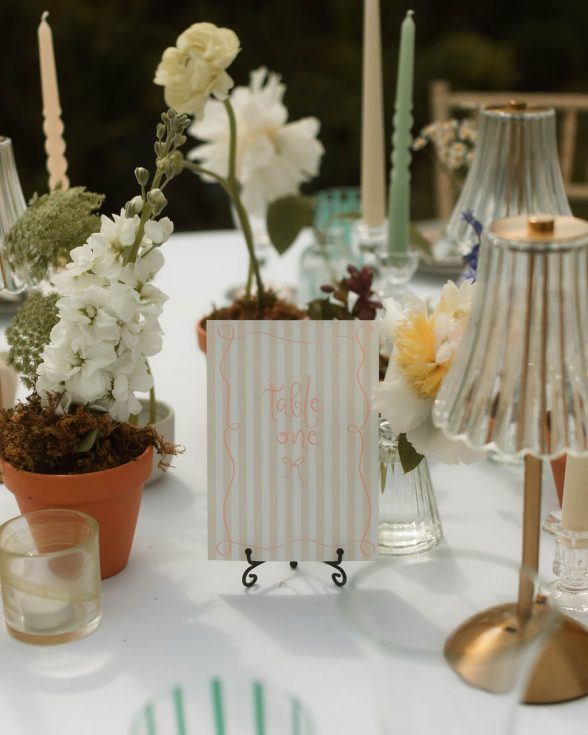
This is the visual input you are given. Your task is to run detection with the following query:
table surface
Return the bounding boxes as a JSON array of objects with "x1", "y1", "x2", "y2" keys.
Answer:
[{"x1": 0, "y1": 229, "x2": 586, "y2": 735}]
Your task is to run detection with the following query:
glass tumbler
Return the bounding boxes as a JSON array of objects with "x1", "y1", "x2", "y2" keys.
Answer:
[
  {"x1": 0, "y1": 509, "x2": 102, "y2": 644},
  {"x1": 340, "y1": 549, "x2": 559, "y2": 735}
]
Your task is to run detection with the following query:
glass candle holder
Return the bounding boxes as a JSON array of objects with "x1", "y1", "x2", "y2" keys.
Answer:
[
  {"x1": 129, "y1": 677, "x2": 314, "y2": 735},
  {"x1": 353, "y1": 220, "x2": 387, "y2": 271},
  {"x1": 0, "y1": 509, "x2": 102, "y2": 645},
  {"x1": 543, "y1": 512, "x2": 588, "y2": 615},
  {"x1": 340, "y1": 549, "x2": 558, "y2": 735},
  {"x1": 297, "y1": 226, "x2": 352, "y2": 305},
  {"x1": 375, "y1": 249, "x2": 419, "y2": 298}
]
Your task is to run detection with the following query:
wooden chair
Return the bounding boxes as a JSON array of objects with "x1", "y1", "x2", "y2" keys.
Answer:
[{"x1": 429, "y1": 79, "x2": 588, "y2": 220}]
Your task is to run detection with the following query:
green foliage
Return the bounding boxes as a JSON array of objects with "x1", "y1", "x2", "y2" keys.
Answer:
[
  {"x1": 397, "y1": 433, "x2": 424, "y2": 474},
  {"x1": 5, "y1": 187, "x2": 104, "y2": 283},
  {"x1": 307, "y1": 297, "x2": 351, "y2": 321},
  {"x1": 266, "y1": 195, "x2": 315, "y2": 254},
  {"x1": 6, "y1": 292, "x2": 59, "y2": 389},
  {"x1": 307, "y1": 265, "x2": 381, "y2": 320}
]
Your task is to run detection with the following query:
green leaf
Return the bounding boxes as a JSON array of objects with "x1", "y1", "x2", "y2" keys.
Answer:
[
  {"x1": 266, "y1": 195, "x2": 315, "y2": 254},
  {"x1": 306, "y1": 299, "x2": 350, "y2": 320},
  {"x1": 379, "y1": 461, "x2": 388, "y2": 493},
  {"x1": 409, "y1": 223, "x2": 434, "y2": 258},
  {"x1": 77, "y1": 429, "x2": 98, "y2": 453},
  {"x1": 397, "y1": 433, "x2": 424, "y2": 473}
]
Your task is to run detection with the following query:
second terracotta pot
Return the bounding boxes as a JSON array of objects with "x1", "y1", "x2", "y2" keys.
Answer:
[
  {"x1": 0, "y1": 447, "x2": 152, "y2": 579},
  {"x1": 196, "y1": 318, "x2": 207, "y2": 354}
]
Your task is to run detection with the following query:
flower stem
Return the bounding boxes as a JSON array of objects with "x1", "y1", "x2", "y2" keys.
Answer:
[
  {"x1": 223, "y1": 99, "x2": 238, "y2": 188},
  {"x1": 223, "y1": 98, "x2": 265, "y2": 308},
  {"x1": 181, "y1": 162, "x2": 266, "y2": 310},
  {"x1": 148, "y1": 384, "x2": 156, "y2": 425},
  {"x1": 124, "y1": 126, "x2": 175, "y2": 266}
]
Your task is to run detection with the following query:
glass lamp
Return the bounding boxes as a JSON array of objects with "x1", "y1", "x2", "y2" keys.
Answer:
[
  {"x1": 0, "y1": 136, "x2": 27, "y2": 295},
  {"x1": 434, "y1": 102, "x2": 571, "y2": 261},
  {"x1": 433, "y1": 213, "x2": 588, "y2": 704}
]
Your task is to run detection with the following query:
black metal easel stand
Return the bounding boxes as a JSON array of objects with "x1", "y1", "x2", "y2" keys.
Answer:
[{"x1": 242, "y1": 547, "x2": 347, "y2": 588}]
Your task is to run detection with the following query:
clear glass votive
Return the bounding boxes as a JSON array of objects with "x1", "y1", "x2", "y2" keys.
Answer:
[
  {"x1": 0, "y1": 509, "x2": 102, "y2": 644},
  {"x1": 129, "y1": 677, "x2": 315, "y2": 735},
  {"x1": 353, "y1": 220, "x2": 387, "y2": 271},
  {"x1": 340, "y1": 549, "x2": 558, "y2": 735},
  {"x1": 543, "y1": 512, "x2": 588, "y2": 615},
  {"x1": 375, "y1": 249, "x2": 419, "y2": 298}
]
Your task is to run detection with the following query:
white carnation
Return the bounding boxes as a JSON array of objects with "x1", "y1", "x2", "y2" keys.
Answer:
[{"x1": 189, "y1": 66, "x2": 325, "y2": 217}]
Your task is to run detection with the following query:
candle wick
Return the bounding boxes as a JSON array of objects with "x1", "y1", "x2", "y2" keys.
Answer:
[{"x1": 41, "y1": 10, "x2": 49, "y2": 21}]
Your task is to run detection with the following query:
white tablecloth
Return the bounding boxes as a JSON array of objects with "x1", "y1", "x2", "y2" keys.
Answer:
[{"x1": 0, "y1": 230, "x2": 586, "y2": 734}]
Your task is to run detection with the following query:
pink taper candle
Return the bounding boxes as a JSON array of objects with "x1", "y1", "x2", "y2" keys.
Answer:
[
  {"x1": 361, "y1": 0, "x2": 387, "y2": 228},
  {"x1": 38, "y1": 11, "x2": 69, "y2": 191}
]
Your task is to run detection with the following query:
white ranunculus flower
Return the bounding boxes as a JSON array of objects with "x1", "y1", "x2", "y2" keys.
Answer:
[
  {"x1": 374, "y1": 280, "x2": 483, "y2": 465},
  {"x1": 154, "y1": 22, "x2": 240, "y2": 120},
  {"x1": 189, "y1": 66, "x2": 325, "y2": 217},
  {"x1": 373, "y1": 362, "x2": 433, "y2": 435}
]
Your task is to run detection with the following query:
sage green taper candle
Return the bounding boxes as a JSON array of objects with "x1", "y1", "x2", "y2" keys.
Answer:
[{"x1": 387, "y1": 10, "x2": 415, "y2": 254}]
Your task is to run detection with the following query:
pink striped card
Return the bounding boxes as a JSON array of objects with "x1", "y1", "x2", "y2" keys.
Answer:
[{"x1": 207, "y1": 320, "x2": 378, "y2": 561}]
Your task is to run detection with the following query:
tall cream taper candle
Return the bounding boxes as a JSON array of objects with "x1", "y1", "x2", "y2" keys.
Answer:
[
  {"x1": 38, "y1": 11, "x2": 69, "y2": 191},
  {"x1": 361, "y1": 0, "x2": 386, "y2": 228}
]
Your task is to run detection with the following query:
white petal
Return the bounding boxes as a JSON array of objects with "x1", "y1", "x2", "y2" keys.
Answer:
[
  {"x1": 372, "y1": 363, "x2": 433, "y2": 434},
  {"x1": 408, "y1": 416, "x2": 485, "y2": 465}
]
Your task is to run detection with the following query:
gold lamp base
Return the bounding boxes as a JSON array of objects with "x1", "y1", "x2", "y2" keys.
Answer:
[{"x1": 445, "y1": 601, "x2": 588, "y2": 704}]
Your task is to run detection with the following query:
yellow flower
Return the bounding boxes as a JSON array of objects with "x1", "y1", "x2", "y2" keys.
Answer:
[{"x1": 394, "y1": 312, "x2": 449, "y2": 399}]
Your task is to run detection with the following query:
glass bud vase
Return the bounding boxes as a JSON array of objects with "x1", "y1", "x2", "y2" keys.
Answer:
[{"x1": 378, "y1": 419, "x2": 443, "y2": 555}]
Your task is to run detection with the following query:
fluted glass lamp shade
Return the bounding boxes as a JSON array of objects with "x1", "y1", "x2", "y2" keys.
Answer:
[
  {"x1": 433, "y1": 214, "x2": 588, "y2": 459},
  {"x1": 0, "y1": 136, "x2": 27, "y2": 293},
  {"x1": 435, "y1": 104, "x2": 571, "y2": 259}
]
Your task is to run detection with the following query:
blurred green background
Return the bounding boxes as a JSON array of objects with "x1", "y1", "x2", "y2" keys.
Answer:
[{"x1": 2, "y1": 0, "x2": 588, "y2": 230}]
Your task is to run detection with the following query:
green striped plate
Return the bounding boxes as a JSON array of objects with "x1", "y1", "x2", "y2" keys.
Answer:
[{"x1": 129, "y1": 678, "x2": 314, "y2": 735}]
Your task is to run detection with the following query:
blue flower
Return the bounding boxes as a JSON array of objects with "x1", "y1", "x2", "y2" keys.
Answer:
[
  {"x1": 461, "y1": 210, "x2": 483, "y2": 236},
  {"x1": 460, "y1": 210, "x2": 483, "y2": 282}
]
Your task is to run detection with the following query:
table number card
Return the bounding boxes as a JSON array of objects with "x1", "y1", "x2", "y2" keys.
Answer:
[{"x1": 207, "y1": 320, "x2": 379, "y2": 562}]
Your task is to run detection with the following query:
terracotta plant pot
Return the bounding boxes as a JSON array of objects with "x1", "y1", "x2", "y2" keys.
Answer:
[
  {"x1": 196, "y1": 318, "x2": 207, "y2": 354},
  {"x1": 0, "y1": 447, "x2": 152, "y2": 579},
  {"x1": 137, "y1": 398, "x2": 175, "y2": 486}
]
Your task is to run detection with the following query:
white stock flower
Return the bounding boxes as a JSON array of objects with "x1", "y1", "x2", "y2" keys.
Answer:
[
  {"x1": 145, "y1": 217, "x2": 174, "y2": 245},
  {"x1": 36, "y1": 210, "x2": 171, "y2": 422},
  {"x1": 189, "y1": 66, "x2": 325, "y2": 216},
  {"x1": 154, "y1": 22, "x2": 240, "y2": 120}
]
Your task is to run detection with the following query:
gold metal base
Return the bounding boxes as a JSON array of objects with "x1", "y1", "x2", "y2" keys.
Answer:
[{"x1": 445, "y1": 602, "x2": 588, "y2": 704}]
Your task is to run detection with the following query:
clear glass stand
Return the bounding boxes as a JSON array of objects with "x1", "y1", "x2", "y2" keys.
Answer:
[{"x1": 543, "y1": 512, "x2": 588, "y2": 614}]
